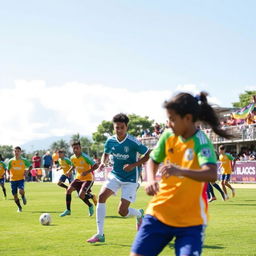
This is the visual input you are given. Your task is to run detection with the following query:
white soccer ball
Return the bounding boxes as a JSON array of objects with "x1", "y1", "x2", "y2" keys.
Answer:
[{"x1": 39, "y1": 213, "x2": 52, "y2": 225}]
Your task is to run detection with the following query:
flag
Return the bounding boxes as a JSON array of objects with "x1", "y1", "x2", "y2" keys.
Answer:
[{"x1": 232, "y1": 103, "x2": 255, "y2": 119}]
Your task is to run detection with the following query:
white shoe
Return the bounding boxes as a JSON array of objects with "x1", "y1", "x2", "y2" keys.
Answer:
[{"x1": 17, "y1": 208, "x2": 22, "y2": 212}]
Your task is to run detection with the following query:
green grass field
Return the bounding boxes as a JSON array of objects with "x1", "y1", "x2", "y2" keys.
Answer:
[{"x1": 0, "y1": 183, "x2": 256, "y2": 256}]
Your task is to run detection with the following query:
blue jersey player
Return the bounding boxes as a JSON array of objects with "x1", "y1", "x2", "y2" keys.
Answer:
[{"x1": 87, "y1": 113, "x2": 151, "y2": 243}]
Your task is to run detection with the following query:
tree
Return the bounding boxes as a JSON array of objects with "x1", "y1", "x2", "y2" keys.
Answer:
[
  {"x1": 92, "y1": 120, "x2": 113, "y2": 145},
  {"x1": 232, "y1": 91, "x2": 256, "y2": 108},
  {"x1": 0, "y1": 145, "x2": 13, "y2": 160},
  {"x1": 50, "y1": 139, "x2": 70, "y2": 155}
]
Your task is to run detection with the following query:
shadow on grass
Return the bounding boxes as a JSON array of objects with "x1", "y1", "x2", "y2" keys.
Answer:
[
  {"x1": 90, "y1": 243, "x2": 130, "y2": 247},
  {"x1": 30, "y1": 211, "x2": 62, "y2": 213},
  {"x1": 105, "y1": 215, "x2": 123, "y2": 219},
  {"x1": 221, "y1": 204, "x2": 256, "y2": 206},
  {"x1": 168, "y1": 243, "x2": 225, "y2": 250}
]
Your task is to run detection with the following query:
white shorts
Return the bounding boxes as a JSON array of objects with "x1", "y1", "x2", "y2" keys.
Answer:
[{"x1": 103, "y1": 172, "x2": 138, "y2": 202}]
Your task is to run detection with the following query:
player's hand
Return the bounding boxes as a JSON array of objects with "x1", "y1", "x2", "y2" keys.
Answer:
[
  {"x1": 145, "y1": 181, "x2": 159, "y2": 196},
  {"x1": 159, "y1": 164, "x2": 182, "y2": 178},
  {"x1": 123, "y1": 164, "x2": 134, "y2": 172}
]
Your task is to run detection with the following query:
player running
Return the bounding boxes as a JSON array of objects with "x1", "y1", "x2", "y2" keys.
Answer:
[
  {"x1": 59, "y1": 141, "x2": 98, "y2": 217},
  {"x1": 87, "y1": 113, "x2": 150, "y2": 243},
  {"x1": 0, "y1": 154, "x2": 7, "y2": 199},
  {"x1": 130, "y1": 92, "x2": 233, "y2": 256},
  {"x1": 56, "y1": 149, "x2": 73, "y2": 190},
  {"x1": 7, "y1": 146, "x2": 32, "y2": 212}
]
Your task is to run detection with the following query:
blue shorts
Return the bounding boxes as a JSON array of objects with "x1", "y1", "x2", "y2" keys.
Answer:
[
  {"x1": 0, "y1": 178, "x2": 4, "y2": 184},
  {"x1": 221, "y1": 174, "x2": 231, "y2": 181},
  {"x1": 59, "y1": 174, "x2": 71, "y2": 183},
  {"x1": 11, "y1": 180, "x2": 25, "y2": 195},
  {"x1": 131, "y1": 215, "x2": 205, "y2": 256}
]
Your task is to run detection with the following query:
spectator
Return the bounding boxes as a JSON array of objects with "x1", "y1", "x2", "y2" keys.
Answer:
[
  {"x1": 42, "y1": 151, "x2": 53, "y2": 182},
  {"x1": 32, "y1": 152, "x2": 41, "y2": 169}
]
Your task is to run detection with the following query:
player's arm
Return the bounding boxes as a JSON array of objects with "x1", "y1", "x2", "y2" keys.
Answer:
[
  {"x1": 65, "y1": 166, "x2": 75, "y2": 176},
  {"x1": 81, "y1": 163, "x2": 99, "y2": 176},
  {"x1": 145, "y1": 158, "x2": 160, "y2": 196},
  {"x1": 97, "y1": 153, "x2": 110, "y2": 172},
  {"x1": 123, "y1": 150, "x2": 151, "y2": 172},
  {"x1": 159, "y1": 163, "x2": 217, "y2": 182}
]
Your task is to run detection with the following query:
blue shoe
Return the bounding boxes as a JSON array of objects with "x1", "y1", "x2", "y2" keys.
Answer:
[
  {"x1": 60, "y1": 209, "x2": 71, "y2": 217},
  {"x1": 136, "y1": 209, "x2": 144, "y2": 231},
  {"x1": 88, "y1": 205, "x2": 94, "y2": 217}
]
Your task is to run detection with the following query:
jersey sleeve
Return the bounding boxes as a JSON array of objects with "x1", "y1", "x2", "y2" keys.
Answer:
[
  {"x1": 136, "y1": 141, "x2": 149, "y2": 155},
  {"x1": 226, "y1": 153, "x2": 235, "y2": 161},
  {"x1": 2, "y1": 162, "x2": 7, "y2": 170},
  {"x1": 82, "y1": 153, "x2": 95, "y2": 166},
  {"x1": 7, "y1": 160, "x2": 12, "y2": 170},
  {"x1": 150, "y1": 130, "x2": 172, "y2": 163},
  {"x1": 65, "y1": 158, "x2": 73, "y2": 166},
  {"x1": 104, "y1": 138, "x2": 112, "y2": 154},
  {"x1": 23, "y1": 158, "x2": 32, "y2": 168},
  {"x1": 196, "y1": 143, "x2": 217, "y2": 166}
]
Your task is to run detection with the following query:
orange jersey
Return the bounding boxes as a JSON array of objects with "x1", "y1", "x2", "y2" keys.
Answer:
[
  {"x1": 70, "y1": 153, "x2": 95, "y2": 181},
  {"x1": 8, "y1": 157, "x2": 31, "y2": 181},
  {"x1": 146, "y1": 129, "x2": 217, "y2": 227}
]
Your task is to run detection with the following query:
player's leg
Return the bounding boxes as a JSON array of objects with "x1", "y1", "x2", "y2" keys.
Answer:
[
  {"x1": 224, "y1": 175, "x2": 235, "y2": 197},
  {"x1": 17, "y1": 180, "x2": 26, "y2": 205},
  {"x1": 79, "y1": 181, "x2": 94, "y2": 216},
  {"x1": 130, "y1": 215, "x2": 174, "y2": 256},
  {"x1": 11, "y1": 181, "x2": 22, "y2": 212},
  {"x1": 207, "y1": 183, "x2": 216, "y2": 202},
  {"x1": 212, "y1": 182, "x2": 226, "y2": 200},
  {"x1": 0, "y1": 180, "x2": 7, "y2": 198},
  {"x1": 57, "y1": 175, "x2": 68, "y2": 189},
  {"x1": 221, "y1": 175, "x2": 228, "y2": 199},
  {"x1": 59, "y1": 181, "x2": 77, "y2": 217},
  {"x1": 121, "y1": 182, "x2": 144, "y2": 230},
  {"x1": 86, "y1": 186, "x2": 115, "y2": 243},
  {"x1": 174, "y1": 225, "x2": 205, "y2": 256}
]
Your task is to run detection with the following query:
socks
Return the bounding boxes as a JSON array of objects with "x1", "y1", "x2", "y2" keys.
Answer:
[
  {"x1": 66, "y1": 194, "x2": 71, "y2": 211},
  {"x1": 126, "y1": 208, "x2": 141, "y2": 218},
  {"x1": 59, "y1": 183, "x2": 68, "y2": 189},
  {"x1": 82, "y1": 196, "x2": 92, "y2": 207},
  {"x1": 2, "y1": 187, "x2": 6, "y2": 197},
  {"x1": 15, "y1": 198, "x2": 22, "y2": 209},
  {"x1": 96, "y1": 203, "x2": 106, "y2": 236}
]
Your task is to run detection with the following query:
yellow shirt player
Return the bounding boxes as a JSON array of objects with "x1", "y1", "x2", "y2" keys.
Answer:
[
  {"x1": 0, "y1": 158, "x2": 7, "y2": 199},
  {"x1": 7, "y1": 146, "x2": 32, "y2": 213},
  {"x1": 59, "y1": 141, "x2": 98, "y2": 218},
  {"x1": 56, "y1": 150, "x2": 73, "y2": 190},
  {"x1": 131, "y1": 92, "x2": 233, "y2": 256},
  {"x1": 219, "y1": 145, "x2": 236, "y2": 200}
]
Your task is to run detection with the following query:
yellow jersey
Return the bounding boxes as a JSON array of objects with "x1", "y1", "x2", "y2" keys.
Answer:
[
  {"x1": 219, "y1": 153, "x2": 234, "y2": 174},
  {"x1": 70, "y1": 153, "x2": 95, "y2": 181},
  {"x1": 146, "y1": 129, "x2": 217, "y2": 227},
  {"x1": 58, "y1": 157, "x2": 73, "y2": 175},
  {"x1": 8, "y1": 157, "x2": 31, "y2": 181},
  {"x1": 0, "y1": 161, "x2": 7, "y2": 178}
]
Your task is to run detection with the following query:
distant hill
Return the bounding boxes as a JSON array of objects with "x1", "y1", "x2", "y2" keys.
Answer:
[{"x1": 21, "y1": 135, "x2": 73, "y2": 152}]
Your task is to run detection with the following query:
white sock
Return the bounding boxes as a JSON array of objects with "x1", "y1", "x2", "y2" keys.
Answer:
[
  {"x1": 96, "y1": 203, "x2": 106, "y2": 236},
  {"x1": 125, "y1": 207, "x2": 141, "y2": 218}
]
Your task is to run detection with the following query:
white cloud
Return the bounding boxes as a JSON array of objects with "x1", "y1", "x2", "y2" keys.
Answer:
[{"x1": 0, "y1": 80, "x2": 220, "y2": 146}]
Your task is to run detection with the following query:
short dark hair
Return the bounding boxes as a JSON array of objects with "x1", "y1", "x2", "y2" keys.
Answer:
[
  {"x1": 219, "y1": 145, "x2": 225, "y2": 150},
  {"x1": 112, "y1": 113, "x2": 129, "y2": 125},
  {"x1": 14, "y1": 146, "x2": 21, "y2": 151},
  {"x1": 71, "y1": 140, "x2": 81, "y2": 147},
  {"x1": 58, "y1": 149, "x2": 65, "y2": 153}
]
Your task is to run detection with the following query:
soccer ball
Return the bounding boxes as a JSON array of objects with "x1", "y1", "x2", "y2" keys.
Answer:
[{"x1": 39, "y1": 213, "x2": 52, "y2": 225}]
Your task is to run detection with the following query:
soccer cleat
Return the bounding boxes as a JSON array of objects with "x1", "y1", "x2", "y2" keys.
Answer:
[
  {"x1": 92, "y1": 194, "x2": 98, "y2": 206},
  {"x1": 232, "y1": 188, "x2": 236, "y2": 198},
  {"x1": 17, "y1": 207, "x2": 22, "y2": 213},
  {"x1": 224, "y1": 194, "x2": 229, "y2": 200},
  {"x1": 136, "y1": 209, "x2": 144, "y2": 231},
  {"x1": 88, "y1": 205, "x2": 94, "y2": 217},
  {"x1": 86, "y1": 234, "x2": 105, "y2": 243},
  {"x1": 208, "y1": 196, "x2": 217, "y2": 203},
  {"x1": 22, "y1": 196, "x2": 27, "y2": 205},
  {"x1": 59, "y1": 209, "x2": 71, "y2": 217}
]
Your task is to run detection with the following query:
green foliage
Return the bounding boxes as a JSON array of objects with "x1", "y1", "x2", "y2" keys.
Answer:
[
  {"x1": 92, "y1": 120, "x2": 113, "y2": 145},
  {"x1": 232, "y1": 90, "x2": 256, "y2": 107},
  {"x1": 50, "y1": 139, "x2": 70, "y2": 154},
  {"x1": 0, "y1": 145, "x2": 13, "y2": 159},
  {"x1": 0, "y1": 184, "x2": 256, "y2": 256}
]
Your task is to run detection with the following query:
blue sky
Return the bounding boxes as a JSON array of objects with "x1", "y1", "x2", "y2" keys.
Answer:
[{"x1": 0, "y1": 0, "x2": 255, "y2": 146}]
